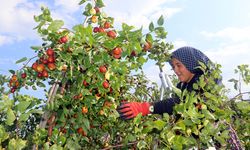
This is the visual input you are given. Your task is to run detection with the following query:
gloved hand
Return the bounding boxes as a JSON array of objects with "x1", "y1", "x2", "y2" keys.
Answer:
[{"x1": 117, "y1": 102, "x2": 151, "y2": 120}]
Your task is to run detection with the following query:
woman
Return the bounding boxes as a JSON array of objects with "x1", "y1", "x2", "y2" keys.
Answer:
[{"x1": 117, "y1": 46, "x2": 215, "y2": 119}]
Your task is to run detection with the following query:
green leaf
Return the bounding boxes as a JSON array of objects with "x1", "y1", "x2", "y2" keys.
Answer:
[
  {"x1": 85, "y1": 25, "x2": 94, "y2": 46},
  {"x1": 122, "y1": 23, "x2": 134, "y2": 31},
  {"x1": 162, "y1": 113, "x2": 169, "y2": 121},
  {"x1": 82, "y1": 88, "x2": 91, "y2": 96},
  {"x1": 30, "y1": 109, "x2": 43, "y2": 114},
  {"x1": 133, "y1": 113, "x2": 142, "y2": 125},
  {"x1": 155, "y1": 27, "x2": 167, "y2": 38},
  {"x1": 85, "y1": 3, "x2": 92, "y2": 13},
  {"x1": 173, "y1": 120, "x2": 186, "y2": 131},
  {"x1": 49, "y1": 144, "x2": 61, "y2": 150},
  {"x1": 137, "y1": 141, "x2": 148, "y2": 149},
  {"x1": 34, "y1": 15, "x2": 40, "y2": 22},
  {"x1": 17, "y1": 101, "x2": 31, "y2": 113},
  {"x1": 48, "y1": 20, "x2": 64, "y2": 32},
  {"x1": 193, "y1": 83, "x2": 199, "y2": 90},
  {"x1": 0, "y1": 125, "x2": 9, "y2": 143},
  {"x1": 32, "y1": 85, "x2": 37, "y2": 90},
  {"x1": 186, "y1": 107, "x2": 201, "y2": 119},
  {"x1": 103, "y1": 40, "x2": 116, "y2": 49},
  {"x1": 173, "y1": 86, "x2": 181, "y2": 97},
  {"x1": 146, "y1": 33, "x2": 153, "y2": 43},
  {"x1": 16, "y1": 57, "x2": 27, "y2": 64},
  {"x1": 202, "y1": 109, "x2": 216, "y2": 120},
  {"x1": 183, "y1": 118, "x2": 194, "y2": 126},
  {"x1": 215, "y1": 134, "x2": 226, "y2": 145},
  {"x1": 57, "y1": 135, "x2": 67, "y2": 146},
  {"x1": 83, "y1": 118, "x2": 90, "y2": 130},
  {"x1": 157, "y1": 15, "x2": 164, "y2": 26},
  {"x1": 79, "y1": 0, "x2": 87, "y2": 5},
  {"x1": 221, "y1": 130, "x2": 229, "y2": 139},
  {"x1": 59, "y1": 52, "x2": 72, "y2": 63},
  {"x1": 142, "y1": 125, "x2": 153, "y2": 133},
  {"x1": 137, "y1": 56, "x2": 147, "y2": 64},
  {"x1": 172, "y1": 136, "x2": 185, "y2": 149},
  {"x1": 236, "y1": 101, "x2": 250, "y2": 113},
  {"x1": 96, "y1": 0, "x2": 105, "y2": 8},
  {"x1": 19, "y1": 113, "x2": 30, "y2": 122},
  {"x1": 166, "y1": 131, "x2": 175, "y2": 143},
  {"x1": 65, "y1": 139, "x2": 81, "y2": 150},
  {"x1": 43, "y1": 7, "x2": 51, "y2": 16},
  {"x1": 149, "y1": 22, "x2": 154, "y2": 32},
  {"x1": 191, "y1": 125, "x2": 199, "y2": 135},
  {"x1": 9, "y1": 70, "x2": 15, "y2": 74},
  {"x1": 204, "y1": 92, "x2": 217, "y2": 101},
  {"x1": 8, "y1": 138, "x2": 27, "y2": 150},
  {"x1": 6, "y1": 108, "x2": 16, "y2": 126},
  {"x1": 175, "y1": 103, "x2": 185, "y2": 114},
  {"x1": 0, "y1": 95, "x2": 13, "y2": 110},
  {"x1": 153, "y1": 119, "x2": 167, "y2": 130},
  {"x1": 127, "y1": 134, "x2": 136, "y2": 142},
  {"x1": 30, "y1": 46, "x2": 42, "y2": 51},
  {"x1": 36, "y1": 81, "x2": 46, "y2": 88}
]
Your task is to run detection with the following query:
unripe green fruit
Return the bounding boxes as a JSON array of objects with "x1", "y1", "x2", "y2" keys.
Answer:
[{"x1": 90, "y1": 8, "x2": 96, "y2": 15}]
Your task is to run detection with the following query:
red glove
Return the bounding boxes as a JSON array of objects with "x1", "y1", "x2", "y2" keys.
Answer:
[{"x1": 117, "y1": 102, "x2": 151, "y2": 119}]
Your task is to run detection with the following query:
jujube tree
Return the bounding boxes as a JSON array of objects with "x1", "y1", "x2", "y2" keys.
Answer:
[{"x1": 0, "y1": 0, "x2": 249, "y2": 149}]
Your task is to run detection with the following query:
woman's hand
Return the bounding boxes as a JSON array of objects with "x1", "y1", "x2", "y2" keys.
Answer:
[{"x1": 117, "y1": 102, "x2": 150, "y2": 119}]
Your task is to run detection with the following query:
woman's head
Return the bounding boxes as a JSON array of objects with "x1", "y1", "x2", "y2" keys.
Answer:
[
  {"x1": 170, "y1": 46, "x2": 211, "y2": 83},
  {"x1": 171, "y1": 57, "x2": 194, "y2": 83}
]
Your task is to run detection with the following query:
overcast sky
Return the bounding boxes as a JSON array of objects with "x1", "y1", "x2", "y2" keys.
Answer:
[{"x1": 0, "y1": 0, "x2": 249, "y2": 98}]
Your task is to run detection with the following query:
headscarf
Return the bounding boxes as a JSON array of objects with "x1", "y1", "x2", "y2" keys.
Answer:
[{"x1": 170, "y1": 46, "x2": 211, "y2": 74}]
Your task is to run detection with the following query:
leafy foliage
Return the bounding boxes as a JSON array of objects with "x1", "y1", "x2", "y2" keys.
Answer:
[{"x1": 0, "y1": 0, "x2": 249, "y2": 149}]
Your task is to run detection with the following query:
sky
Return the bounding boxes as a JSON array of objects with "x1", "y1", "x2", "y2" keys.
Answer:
[{"x1": 0, "y1": 0, "x2": 250, "y2": 99}]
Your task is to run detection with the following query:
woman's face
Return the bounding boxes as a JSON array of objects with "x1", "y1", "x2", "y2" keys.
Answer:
[{"x1": 171, "y1": 58, "x2": 195, "y2": 83}]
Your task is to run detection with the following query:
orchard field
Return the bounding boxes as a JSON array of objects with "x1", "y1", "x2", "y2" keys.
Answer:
[{"x1": 0, "y1": 0, "x2": 249, "y2": 149}]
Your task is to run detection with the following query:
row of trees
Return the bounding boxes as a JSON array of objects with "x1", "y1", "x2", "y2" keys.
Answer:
[{"x1": 0, "y1": 0, "x2": 249, "y2": 149}]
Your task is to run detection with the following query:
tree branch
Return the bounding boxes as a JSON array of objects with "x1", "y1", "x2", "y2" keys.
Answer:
[
  {"x1": 230, "y1": 91, "x2": 250, "y2": 101},
  {"x1": 224, "y1": 122, "x2": 243, "y2": 150}
]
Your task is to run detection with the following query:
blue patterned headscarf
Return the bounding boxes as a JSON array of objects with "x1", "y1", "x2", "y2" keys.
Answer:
[{"x1": 170, "y1": 46, "x2": 211, "y2": 74}]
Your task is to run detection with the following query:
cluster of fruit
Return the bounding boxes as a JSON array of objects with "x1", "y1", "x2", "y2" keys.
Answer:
[
  {"x1": 8, "y1": 35, "x2": 69, "y2": 94},
  {"x1": 9, "y1": 75, "x2": 19, "y2": 93},
  {"x1": 34, "y1": 36, "x2": 67, "y2": 77},
  {"x1": 91, "y1": 6, "x2": 113, "y2": 35},
  {"x1": 90, "y1": 6, "x2": 124, "y2": 60},
  {"x1": 77, "y1": 127, "x2": 87, "y2": 136},
  {"x1": 91, "y1": 5, "x2": 152, "y2": 60},
  {"x1": 8, "y1": 71, "x2": 28, "y2": 93},
  {"x1": 99, "y1": 65, "x2": 110, "y2": 89},
  {"x1": 31, "y1": 48, "x2": 56, "y2": 78}
]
